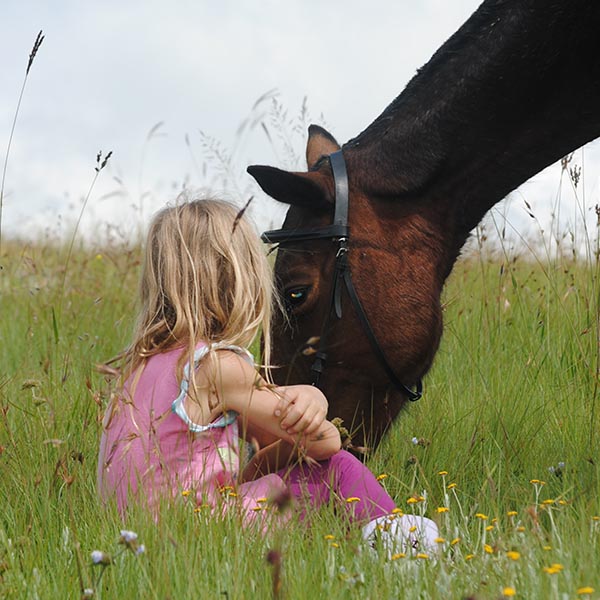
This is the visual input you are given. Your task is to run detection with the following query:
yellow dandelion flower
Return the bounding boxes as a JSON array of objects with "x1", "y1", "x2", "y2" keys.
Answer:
[
  {"x1": 390, "y1": 552, "x2": 406, "y2": 560},
  {"x1": 506, "y1": 551, "x2": 520, "y2": 561},
  {"x1": 517, "y1": 526, "x2": 526, "y2": 532},
  {"x1": 409, "y1": 526, "x2": 417, "y2": 532},
  {"x1": 193, "y1": 507, "x2": 202, "y2": 513},
  {"x1": 543, "y1": 566, "x2": 560, "y2": 575},
  {"x1": 550, "y1": 563, "x2": 564, "y2": 571},
  {"x1": 592, "y1": 516, "x2": 600, "y2": 521},
  {"x1": 438, "y1": 470, "x2": 448, "y2": 476},
  {"x1": 257, "y1": 497, "x2": 268, "y2": 503},
  {"x1": 558, "y1": 500, "x2": 567, "y2": 505},
  {"x1": 484, "y1": 544, "x2": 494, "y2": 554},
  {"x1": 465, "y1": 554, "x2": 475, "y2": 561},
  {"x1": 437, "y1": 507, "x2": 450, "y2": 513},
  {"x1": 530, "y1": 479, "x2": 546, "y2": 485},
  {"x1": 507, "y1": 510, "x2": 518, "y2": 517},
  {"x1": 434, "y1": 537, "x2": 446, "y2": 544},
  {"x1": 391, "y1": 507, "x2": 404, "y2": 515},
  {"x1": 324, "y1": 535, "x2": 335, "y2": 540},
  {"x1": 503, "y1": 587, "x2": 516, "y2": 597},
  {"x1": 407, "y1": 497, "x2": 419, "y2": 504},
  {"x1": 251, "y1": 506, "x2": 263, "y2": 512},
  {"x1": 451, "y1": 537, "x2": 461, "y2": 546},
  {"x1": 485, "y1": 525, "x2": 495, "y2": 531},
  {"x1": 447, "y1": 483, "x2": 457, "y2": 490},
  {"x1": 543, "y1": 545, "x2": 552, "y2": 551},
  {"x1": 181, "y1": 490, "x2": 191, "y2": 497},
  {"x1": 542, "y1": 499, "x2": 555, "y2": 505},
  {"x1": 330, "y1": 542, "x2": 339, "y2": 548},
  {"x1": 228, "y1": 492, "x2": 238, "y2": 497},
  {"x1": 416, "y1": 553, "x2": 429, "y2": 559},
  {"x1": 345, "y1": 496, "x2": 361, "y2": 503},
  {"x1": 376, "y1": 473, "x2": 388, "y2": 481},
  {"x1": 577, "y1": 587, "x2": 595, "y2": 595},
  {"x1": 475, "y1": 513, "x2": 489, "y2": 520}
]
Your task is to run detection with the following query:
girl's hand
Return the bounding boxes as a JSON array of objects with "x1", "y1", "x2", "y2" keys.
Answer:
[{"x1": 273, "y1": 385, "x2": 328, "y2": 435}]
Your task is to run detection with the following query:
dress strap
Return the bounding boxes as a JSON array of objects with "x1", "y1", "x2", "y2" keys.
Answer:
[{"x1": 171, "y1": 343, "x2": 254, "y2": 433}]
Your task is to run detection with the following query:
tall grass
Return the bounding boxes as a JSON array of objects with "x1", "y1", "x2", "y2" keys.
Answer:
[{"x1": 1, "y1": 204, "x2": 599, "y2": 598}]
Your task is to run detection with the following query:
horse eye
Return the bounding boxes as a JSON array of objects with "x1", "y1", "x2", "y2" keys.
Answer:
[{"x1": 284, "y1": 286, "x2": 309, "y2": 309}]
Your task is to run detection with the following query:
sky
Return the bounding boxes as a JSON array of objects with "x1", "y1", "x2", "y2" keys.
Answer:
[{"x1": 1, "y1": 0, "x2": 599, "y2": 250}]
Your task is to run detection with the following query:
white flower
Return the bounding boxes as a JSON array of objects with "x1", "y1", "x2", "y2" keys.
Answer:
[
  {"x1": 90, "y1": 550, "x2": 111, "y2": 566},
  {"x1": 135, "y1": 544, "x2": 146, "y2": 555},
  {"x1": 82, "y1": 589, "x2": 94, "y2": 598},
  {"x1": 119, "y1": 530, "x2": 138, "y2": 543},
  {"x1": 411, "y1": 437, "x2": 419, "y2": 445}
]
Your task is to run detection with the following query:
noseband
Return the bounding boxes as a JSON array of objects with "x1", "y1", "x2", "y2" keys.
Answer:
[{"x1": 261, "y1": 150, "x2": 422, "y2": 402}]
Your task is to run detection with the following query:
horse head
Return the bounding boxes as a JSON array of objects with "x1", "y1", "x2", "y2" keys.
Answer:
[{"x1": 248, "y1": 126, "x2": 446, "y2": 449}]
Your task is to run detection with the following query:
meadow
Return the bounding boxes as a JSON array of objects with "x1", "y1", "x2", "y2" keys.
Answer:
[{"x1": 0, "y1": 209, "x2": 599, "y2": 599}]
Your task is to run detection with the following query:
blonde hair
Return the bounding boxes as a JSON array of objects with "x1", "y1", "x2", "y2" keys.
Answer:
[{"x1": 120, "y1": 197, "x2": 276, "y2": 383}]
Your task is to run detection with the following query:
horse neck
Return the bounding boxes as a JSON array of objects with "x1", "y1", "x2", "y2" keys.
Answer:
[{"x1": 346, "y1": 0, "x2": 600, "y2": 244}]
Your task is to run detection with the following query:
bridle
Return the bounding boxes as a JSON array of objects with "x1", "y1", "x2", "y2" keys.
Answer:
[{"x1": 261, "y1": 150, "x2": 423, "y2": 402}]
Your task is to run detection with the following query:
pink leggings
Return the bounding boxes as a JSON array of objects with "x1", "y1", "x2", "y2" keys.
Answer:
[{"x1": 277, "y1": 450, "x2": 395, "y2": 523}]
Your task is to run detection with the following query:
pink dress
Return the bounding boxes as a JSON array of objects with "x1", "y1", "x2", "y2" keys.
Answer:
[{"x1": 97, "y1": 343, "x2": 287, "y2": 518}]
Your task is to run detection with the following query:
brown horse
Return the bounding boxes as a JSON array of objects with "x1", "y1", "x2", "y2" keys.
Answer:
[{"x1": 248, "y1": 0, "x2": 600, "y2": 450}]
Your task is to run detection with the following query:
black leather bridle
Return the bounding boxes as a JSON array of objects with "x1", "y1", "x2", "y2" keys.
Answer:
[{"x1": 261, "y1": 150, "x2": 422, "y2": 402}]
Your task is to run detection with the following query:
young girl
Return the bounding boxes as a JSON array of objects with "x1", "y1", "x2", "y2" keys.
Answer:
[{"x1": 97, "y1": 198, "x2": 439, "y2": 554}]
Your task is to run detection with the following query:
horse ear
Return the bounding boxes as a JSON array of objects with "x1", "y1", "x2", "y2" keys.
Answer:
[
  {"x1": 306, "y1": 124, "x2": 340, "y2": 169},
  {"x1": 247, "y1": 165, "x2": 331, "y2": 210}
]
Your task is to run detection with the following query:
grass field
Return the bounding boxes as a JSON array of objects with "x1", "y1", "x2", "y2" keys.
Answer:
[{"x1": 1, "y1": 228, "x2": 599, "y2": 599}]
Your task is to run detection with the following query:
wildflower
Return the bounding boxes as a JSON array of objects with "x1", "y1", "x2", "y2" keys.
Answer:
[
  {"x1": 257, "y1": 497, "x2": 268, "y2": 503},
  {"x1": 136, "y1": 544, "x2": 145, "y2": 555},
  {"x1": 465, "y1": 554, "x2": 475, "y2": 560},
  {"x1": 434, "y1": 537, "x2": 446, "y2": 544},
  {"x1": 119, "y1": 530, "x2": 138, "y2": 544},
  {"x1": 485, "y1": 525, "x2": 495, "y2": 531},
  {"x1": 503, "y1": 587, "x2": 516, "y2": 597},
  {"x1": 345, "y1": 497, "x2": 361, "y2": 503},
  {"x1": 409, "y1": 526, "x2": 417, "y2": 533},
  {"x1": 475, "y1": 513, "x2": 488, "y2": 520},
  {"x1": 411, "y1": 437, "x2": 419, "y2": 445},
  {"x1": 82, "y1": 589, "x2": 95, "y2": 599},
  {"x1": 324, "y1": 535, "x2": 335, "y2": 540},
  {"x1": 592, "y1": 516, "x2": 600, "y2": 521},
  {"x1": 543, "y1": 545, "x2": 552, "y2": 551},
  {"x1": 438, "y1": 470, "x2": 448, "y2": 476},
  {"x1": 516, "y1": 526, "x2": 526, "y2": 532},
  {"x1": 90, "y1": 550, "x2": 111, "y2": 566},
  {"x1": 376, "y1": 473, "x2": 388, "y2": 481},
  {"x1": 447, "y1": 483, "x2": 457, "y2": 490},
  {"x1": 543, "y1": 563, "x2": 563, "y2": 574},
  {"x1": 451, "y1": 537, "x2": 461, "y2": 546},
  {"x1": 506, "y1": 551, "x2": 520, "y2": 561},
  {"x1": 484, "y1": 544, "x2": 494, "y2": 554},
  {"x1": 542, "y1": 499, "x2": 555, "y2": 505},
  {"x1": 390, "y1": 552, "x2": 406, "y2": 560},
  {"x1": 95, "y1": 254, "x2": 102, "y2": 261},
  {"x1": 577, "y1": 587, "x2": 595, "y2": 595},
  {"x1": 331, "y1": 542, "x2": 339, "y2": 548},
  {"x1": 437, "y1": 507, "x2": 450, "y2": 513},
  {"x1": 415, "y1": 553, "x2": 429, "y2": 559},
  {"x1": 391, "y1": 507, "x2": 404, "y2": 515},
  {"x1": 119, "y1": 530, "x2": 141, "y2": 553},
  {"x1": 530, "y1": 479, "x2": 546, "y2": 485},
  {"x1": 507, "y1": 510, "x2": 518, "y2": 517},
  {"x1": 181, "y1": 489, "x2": 191, "y2": 497}
]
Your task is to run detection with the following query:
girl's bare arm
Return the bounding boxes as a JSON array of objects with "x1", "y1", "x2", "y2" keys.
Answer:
[{"x1": 199, "y1": 351, "x2": 341, "y2": 461}]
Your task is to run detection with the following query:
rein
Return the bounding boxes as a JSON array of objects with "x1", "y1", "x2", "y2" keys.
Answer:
[{"x1": 261, "y1": 150, "x2": 422, "y2": 402}]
